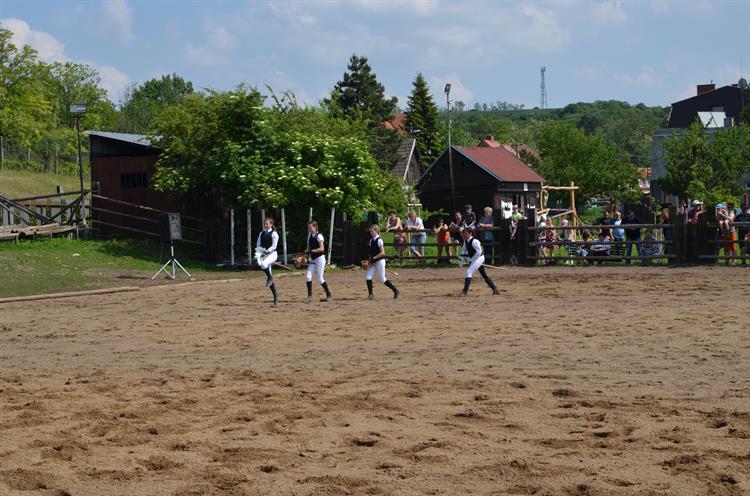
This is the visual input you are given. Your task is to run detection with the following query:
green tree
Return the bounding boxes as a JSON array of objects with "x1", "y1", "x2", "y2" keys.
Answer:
[
  {"x1": 535, "y1": 121, "x2": 640, "y2": 203},
  {"x1": 326, "y1": 54, "x2": 397, "y2": 123},
  {"x1": 0, "y1": 27, "x2": 52, "y2": 147},
  {"x1": 405, "y1": 72, "x2": 442, "y2": 163},
  {"x1": 658, "y1": 122, "x2": 750, "y2": 205},
  {"x1": 118, "y1": 73, "x2": 194, "y2": 133}
]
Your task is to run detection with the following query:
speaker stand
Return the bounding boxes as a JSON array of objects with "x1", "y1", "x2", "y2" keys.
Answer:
[{"x1": 152, "y1": 242, "x2": 192, "y2": 280}]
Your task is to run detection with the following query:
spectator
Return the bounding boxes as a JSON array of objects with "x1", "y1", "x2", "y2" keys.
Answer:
[
  {"x1": 734, "y1": 205, "x2": 750, "y2": 257},
  {"x1": 477, "y1": 207, "x2": 495, "y2": 264},
  {"x1": 589, "y1": 232, "x2": 611, "y2": 263},
  {"x1": 385, "y1": 211, "x2": 406, "y2": 258},
  {"x1": 612, "y1": 211, "x2": 624, "y2": 257},
  {"x1": 542, "y1": 219, "x2": 557, "y2": 265},
  {"x1": 640, "y1": 229, "x2": 660, "y2": 265},
  {"x1": 463, "y1": 204, "x2": 477, "y2": 229},
  {"x1": 740, "y1": 230, "x2": 750, "y2": 265},
  {"x1": 558, "y1": 219, "x2": 576, "y2": 264},
  {"x1": 433, "y1": 217, "x2": 450, "y2": 264},
  {"x1": 577, "y1": 231, "x2": 592, "y2": 263},
  {"x1": 406, "y1": 210, "x2": 425, "y2": 258},
  {"x1": 598, "y1": 210, "x2": 613, "y2": 239},
  {"x1": 660, "y1": 205, "x2": 672, "y2": 242},
  {"x1": 622, "y1": 210, "x2": 642, "y2": 264},
  {"x1": 717, "y1": 203, "x2": 736, "y2": 265},
  {"x1": 687, "y1": 200, "x2": 705, "y2": 224},
  {"x1": 449, "y1": 212, "x2": 464, "y2": 258}
]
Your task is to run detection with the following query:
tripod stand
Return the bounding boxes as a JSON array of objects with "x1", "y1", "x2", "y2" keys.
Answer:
[{"x1": 152, "y1": 242, "x2": 192, "y2": 280}]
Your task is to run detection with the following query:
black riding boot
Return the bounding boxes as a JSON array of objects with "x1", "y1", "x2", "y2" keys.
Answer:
[
  {"x1": 366, "y1": 280, "x2": 374, "y2": 300},
  {"x1": 269, "y1": 283, "x2": 278, "y2": 305},
  {"x1": 321, "y1": 281, "x2": 332, "y2": 300},
  {"x1": 460, "y1": 277, "x2": 471, "y2": 296},
  {"x1": 479, "y1": 267, "x2": 500, "y2": 295},
  {"x1": 263, "y1": 267, "x2": 273, "y2": 287},
  {"x1": 306, "y1": 281, "x2": 313, "y2": 302},
  {"x1": 384, "y1": 280, "x2": 399, "y2": 299}
]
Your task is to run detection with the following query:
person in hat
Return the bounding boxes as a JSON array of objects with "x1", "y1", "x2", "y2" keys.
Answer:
[{"x1": 687, "y1": 200, "x2": 705, "y2": 224}]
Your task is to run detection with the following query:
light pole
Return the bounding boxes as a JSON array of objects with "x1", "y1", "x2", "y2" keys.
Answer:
[
  {"x1": 445, "y1": 83, "x2": 456, "y2": 215},
  {"x1": 69, "y1": 104, "x2": 88, "y2": 228}
]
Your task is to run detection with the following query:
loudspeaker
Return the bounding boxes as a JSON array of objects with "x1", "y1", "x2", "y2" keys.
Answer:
[{"x1": 159, "y1": 213, "x2": 182, "y2": 242}]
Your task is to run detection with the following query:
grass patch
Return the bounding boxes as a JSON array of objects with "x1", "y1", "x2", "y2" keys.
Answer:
[
  {"x1": 0, "y1": 170, "x2": 83, "y2": 198},
  {"x1": 0, "y1": 237, "x2": 242, "y2": 298}
]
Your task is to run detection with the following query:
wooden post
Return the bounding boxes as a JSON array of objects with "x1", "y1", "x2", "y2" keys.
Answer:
[
  {"x1": 281, "y1": 207, "x2": 288, "y2": 265},
  {"x1": 247, "y1": 208, "x2": 253, "y2": 266},
  {"x1": 328, "y1": 207, "x2": 335, "y2": 264},
  {"x1": 230, "y1": 208, "x2": 235, "y2": 266},
  {"x1": 570, "y1": 181, "x2": 577, "y2": 227}
]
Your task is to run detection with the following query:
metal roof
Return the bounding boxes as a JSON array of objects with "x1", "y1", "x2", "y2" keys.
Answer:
[{"x1": 85, "y1": 131, "x2": 157, "y2": 147}]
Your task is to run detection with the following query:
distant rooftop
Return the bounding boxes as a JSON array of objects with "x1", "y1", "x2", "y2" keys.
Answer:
[{"x1": 86, "y1": 131, "x2": 157, "y2": 147}]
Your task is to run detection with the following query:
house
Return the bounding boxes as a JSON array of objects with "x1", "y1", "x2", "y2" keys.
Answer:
[
  {"x1": 667, "y1": 83, "x2": 746, "y2": 128},
  {"x1": 418, "y1": 145, "x2": 544, "y2": 215},
  {"x1": 651, "y1": 81, "x2": 750, "y2": 203},
  {"x1": 383, "y1": 112, "x2": 423, "y2": 185}
]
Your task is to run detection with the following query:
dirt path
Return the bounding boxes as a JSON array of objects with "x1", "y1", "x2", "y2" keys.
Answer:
[{"x1": 1, "y1": 266, "x2": 748, "y2": 495}]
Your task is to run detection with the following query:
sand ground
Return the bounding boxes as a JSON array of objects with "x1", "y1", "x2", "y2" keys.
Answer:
[{"x1": 0, "y1": 266, "x2": 748, "y2": 496}]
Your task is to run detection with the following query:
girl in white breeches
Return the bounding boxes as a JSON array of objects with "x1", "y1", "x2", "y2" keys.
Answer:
[
  {"x1": 305, "y1": 220, "x2": 333, "y2": 302},
  {"x1": 460, "y1": 226, "x2": 499, "y2": 296},
  {"x1": 365, "y1": 224, "x2": 399, "y2": 299},
  {"x1": 366, "y1": 259, "x2": 387, "y2": 283},
  {"x1": 256, "y1": 218, "x2": 280, "y2": 304}
]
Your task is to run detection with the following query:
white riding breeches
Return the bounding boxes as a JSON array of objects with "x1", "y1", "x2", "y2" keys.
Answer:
[
  {"x1": 259, "y1": 251, "x2": 277, "y2": 270},
  {"x1": 366, "y1": 259, "x2": 387, "y2": 283},
  {"x1": 465, "y1": 255, "x2": 485, "y2": 278},
  {"x1": 306, "y1": 255, "x2": 326, "y2": 284}
]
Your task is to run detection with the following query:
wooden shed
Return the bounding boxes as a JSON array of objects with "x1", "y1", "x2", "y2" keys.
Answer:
[{"x1": 418, "y1": 145, "x2": 544, "y2": 214}]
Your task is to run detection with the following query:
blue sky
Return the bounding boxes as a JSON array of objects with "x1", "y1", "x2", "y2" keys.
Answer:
[{"x1": 2, "y1": 1, "x2": 749, "y2": 109}]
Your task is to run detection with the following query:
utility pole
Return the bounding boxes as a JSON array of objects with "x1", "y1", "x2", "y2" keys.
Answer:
[
  {"x1": 445, "y1": 83, "x2": 456, "y2": 215},
  {"x1": 70, "y1": 104, "x2": 88, "y2": 229},
  {"x1": 540, "y1": 67, "x2": 548, "y2": 109}
]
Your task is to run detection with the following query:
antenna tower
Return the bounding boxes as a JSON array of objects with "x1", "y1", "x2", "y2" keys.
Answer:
[{"x1": 540, "y1": 67, "x2": 548, "y2": 109}]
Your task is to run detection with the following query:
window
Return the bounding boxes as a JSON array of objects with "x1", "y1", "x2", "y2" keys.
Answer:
[{"x1": 120, "y1": 172, "x2": 148, "y2": 188}]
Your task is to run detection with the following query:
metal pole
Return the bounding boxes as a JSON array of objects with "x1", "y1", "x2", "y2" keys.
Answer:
[
  {"x1": 328, "y1": 207, "x2": 335, "y2": 264},
  {"x1": 446, "y1": 91, "x2": 456, "y2": 215},
  {"x1": 230, "y1": 208, "x2": 235, "y2": 266},
  {"x1": 76, "y1": 115, "x2": 86, "y2": 228},
  {"x1": 309, "y1": 207, "x2": 313, "y2": 222},
  {"x1": 281, "y1": 208, "x2": 288, "y2": 265},
  {"x1": 0, "y1": 135, "x2": 4, "y2": 170}
]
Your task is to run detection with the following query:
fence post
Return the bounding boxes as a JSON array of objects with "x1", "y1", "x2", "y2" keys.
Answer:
[
  {"x1": 0, "y1": 135, "x2": 4, "y2": 170},
  {"x1": 247, "y1": 208, "x2": 253, "y2": 266},
  {"x1": 672, "y1": 210, "x2": 686, "y2": 264},
  {"x1": 229, "y1": 208, "x2": 235, "y2": 266},
  {"x1": 328, "y1": 207, "x2": 335, "y2": 264},
  {"x1": 701, "y1": 208, "x2": 718, "y2": 265},
  {"x1": 281, "y1": 207, "x2": 288, "y2": 265}
]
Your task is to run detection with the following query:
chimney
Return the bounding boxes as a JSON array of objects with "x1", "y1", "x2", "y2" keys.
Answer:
[{"x1": 697, "y1": 83, "x2": 715, "y2": 95}]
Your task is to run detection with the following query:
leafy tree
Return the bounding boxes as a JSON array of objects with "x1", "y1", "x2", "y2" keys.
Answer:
[
  {"x1": 658, "y1": 122, "x2": 750, "y2": 205},
  {"x1": 326, "y1": 54, "x2": 397, "y2": 123},
  {"x1": 0, "y1": 27, "x2": 52, "y2": 147},
  {"x1": 535, "y1": 121, "x2": 640, "y2": 203},
  {"x1": 118, "y1": 73, "x2": 194, "y2": 133},
  {"x1": 45, "y1": 62, "x2": 108, "y2": 128},
  {"x1": 405, "y1": 72, "x2": 442, "y2": 163}
]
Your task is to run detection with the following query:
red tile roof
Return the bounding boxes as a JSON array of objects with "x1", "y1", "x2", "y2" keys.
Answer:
[
  {"x1": 457, "y1": 146, "x2": 544, "y2": 183},
  {"x1": 383, "y1": 113, "x2": 407, "y2": 136}
]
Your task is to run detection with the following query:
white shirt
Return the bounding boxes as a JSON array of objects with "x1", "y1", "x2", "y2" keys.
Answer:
[{"x1": 406, "y1": 217, "x2": 424, "y2": 231}]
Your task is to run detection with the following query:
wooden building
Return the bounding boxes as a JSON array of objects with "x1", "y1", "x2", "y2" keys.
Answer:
[
  {"x1": 418, "y1": 145, "x2": 544, "y2": 214},
  {"x1": 88, "y1": 131, "x2": 183, "y2": 239}
]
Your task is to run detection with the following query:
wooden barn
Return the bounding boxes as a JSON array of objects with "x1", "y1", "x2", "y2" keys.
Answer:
[
  {"x1": 418, "y1": 145, "x2": 544, "y2": 214},
  {"x1": 87, "y1": 132, "x2": 203, "y2": 244}
]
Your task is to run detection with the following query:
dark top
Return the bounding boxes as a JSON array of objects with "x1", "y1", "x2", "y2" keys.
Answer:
[
  {"x1": 622, "y1": 218, "x2": 642, "y2": 240},
  {"x1": 308, "y1": 233, "x2": 323, "y2": 260},
  {"x1": 464, "y1": 236, "x2": 478, "y2": 257},
  {"x1": 369, "y1": 236, "x2": 382, "y2": 260},
  {"x1": 735, "y1": 212, "x2": 750, "y2": 238},
  {"x1": 259, "y1": 230, "x2": 276, "y2": 251}
]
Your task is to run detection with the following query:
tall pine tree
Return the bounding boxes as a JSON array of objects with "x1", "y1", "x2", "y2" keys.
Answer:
[
  {"x1": 327, "y1": 54, "x2": 397, "y2": 123},
  {"x1": 405, "y1": 72, "x2": 442, "y2": 164}
]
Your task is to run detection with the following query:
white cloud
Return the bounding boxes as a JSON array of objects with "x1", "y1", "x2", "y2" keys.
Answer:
[
  {"x1": 207, "y1": 21, "x2": 234, "y2": 50},
  {"x1": 512, "y1": 5, "x2": 572, "y2": 52},
  {"x1": 100, "y1": 0, "x2": 134, "y2": 43},
  {"x1": 430, "y1": 74, "x2": 472, "y2": 104},
  {"x1": 590, "y1": 1, "x2": 628, "y2": 24},
  {"x1": 0, "y1": 17, "x2": 130, "y2": 101},
  {"x1": 184, "y1": 43, "x2": 229, "y2": 67},
  {"x1": 615, "y1": 65, "x2": 658, "y2": 88},
  {"x1": 580, "y1": 66, "x2": 601, "y2": 81},
  {"x1": 0, "y1": 17, "x2": 66, "y2": 62}
]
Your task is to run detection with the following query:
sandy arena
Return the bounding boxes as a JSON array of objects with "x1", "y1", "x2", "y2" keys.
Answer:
[{"x1": 0, "y1": 266, "x2": 748, "y2": 496}]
